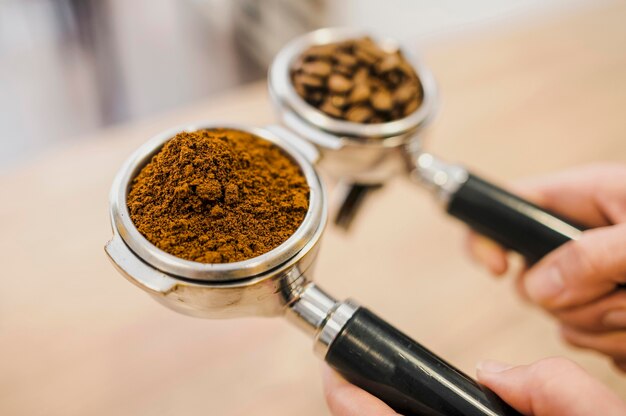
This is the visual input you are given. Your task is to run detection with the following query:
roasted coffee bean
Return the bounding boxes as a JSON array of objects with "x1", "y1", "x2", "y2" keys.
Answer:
[
  {"x1": 355, "y1": 38, "x2": 386, "y2": 60},
  {"x1": 301, "y1": 61, "x2": 332, "y2": 77},
  {"x1": 328, "y1": 74, "x2": 353, "y2": 93},
  {"x1": 371, "y1": 89, "x2": 393, "y2": 111},
  {"x1": 294, "y1": 82, "x2": 307, "y2": 98},
  {"x1": 306, "y1": 44, "x2": 336, "y2": 58},
  {"x1": 349, "y1": 83, "x2": 371, "y2": 103},
  {"x1": 393, "y1": 82, "x2": 418, "y2": 104},
  {"x1": 290, "y1": 36, "x2": 423, "y2": 123},
  {"x1": 308, "y1": 90, "x2": 324, "y2": 104},
  {"x1": 404, "y1": 97, "x2": 420, "y2": 116},
  {"x1": 398, "y1": 61, "x2": 416, "y2": 78},
  {"x1": 354, "y1": 48, "x2": 377, "y2": 65},
  {"x1": 320, "y1": 99, "x2": 343, "y2": 118},
  {"x1": 376, "y1": 54, "x2": 401, "y2": 73},
  {"x1": 368, "y1": 77, "x2": 386, "y2": 91},
  {"x1": 384, "y1": 70, "x2": 402, "y2": 86},
  {"x1": 334, "y1": 65, "x2": 354, "y2": 76},
  {"x1": 346, "y1": 106, "x2": 373, "y2": 122},
  {"x1": 294, "y1": 73, "x2": 324, "y2": 88},
  {"x1": 335, "y1": 53, "x2": 358, "y2": 68},
  {"x1": 353, "y1": 67, "x2": 369, "y2": 84},
  {"x1": 331, "y1": 94, "x2": 349, "y2": 108}
]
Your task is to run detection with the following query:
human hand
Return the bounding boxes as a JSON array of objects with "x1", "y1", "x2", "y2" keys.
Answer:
[
  {"x1": 466, "y1": 164, "x2": 626, "y2": 368},
  {"x1": 323, "y1": 358, "x2": 626, "y2": 416},
  {"x1": 477, "y1": 357, "x2": 626, "y2": 415}
]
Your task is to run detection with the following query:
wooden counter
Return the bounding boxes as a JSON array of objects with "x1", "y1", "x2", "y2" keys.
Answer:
[{"x1": 2, "y1": 3, "x2": 626, "y2": 415}]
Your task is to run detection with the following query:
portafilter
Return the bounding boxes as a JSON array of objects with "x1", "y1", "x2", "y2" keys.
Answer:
[
  {"x1": 269, "y1": 28, "x2": 583, "y2": 263},
  {"x1": 105, "y1": 122, "x2": 520, "y2": 416}
]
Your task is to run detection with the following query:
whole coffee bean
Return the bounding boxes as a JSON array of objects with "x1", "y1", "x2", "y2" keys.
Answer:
[
  {"x1": 354, "y1": 48, "x2": 377, "y2": 65},
  {"x1": 320, "y1": 99, "x2": 343, "y2": 118},
  {"x1": 376, "y1": 54, "x2": 401, "y2": 73},
  {"x1": 371, "y1": 89, "x2": 393, "y2": 111},
  {"x1": 335, "y1": 53, "x2": 358, "y2": 68},
  {"x1": 349, "y1": 83, "x2": 371, "y2": 103},
  {"x1": 393, "y1": 82, "x2": 418, "y2": 104},
  {"x1": 331, "y1": 95, "x2": 349, "y2": 108},
  {"x1": 306, "y1": 44, "x2": 336, "y2": 58},
  {"x1": 353, "y1": 67, "x2": 369, "y2": 84},
  {"x1": 346, "y1": 106, "x2": 373, "y2": 122},
  {"x1": 328, "y1": 74, "x2": 353, "y2": 93},
  {"x1": 302, "y1": 61, "x2": 332, "y2": 77},
  {"x1": 294, "y1": 73, "x2": 324, "y2": 88},
  {"x1": 404, "y1": 97, "x2": 420, "y2": 116},
  {"x1": 334, "y1": 65, "x2": 354, "y2": 76}
]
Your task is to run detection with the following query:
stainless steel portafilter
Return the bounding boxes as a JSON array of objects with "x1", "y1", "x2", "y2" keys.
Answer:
[
  {"x1": 269, "y1": 28, "x2": 583, "y2": 263},
  {"x1": 105, "y1": 123, "x2": 521, "y2": 416}
]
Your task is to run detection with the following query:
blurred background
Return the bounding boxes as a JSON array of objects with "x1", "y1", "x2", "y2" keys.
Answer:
[{"x1": 0, "y1": 0, "x2": 590, "y2": 170}]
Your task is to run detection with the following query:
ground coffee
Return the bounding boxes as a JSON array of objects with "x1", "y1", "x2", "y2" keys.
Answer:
[
  {"x1": 127, "y1": 128, "x2": 309, "y2": 264},
  {"x1": 291, "y1": 37, "x2": 423, "y2": 123}
]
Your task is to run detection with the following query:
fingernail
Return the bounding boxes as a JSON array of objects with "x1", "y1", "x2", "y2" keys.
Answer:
[
  {"x1": 476, "y1": 360, "x2": 513, "y2": 374},
  {"x1": 525, "y1": 266, "x2": 564, "y2": 304},
  {"x1": 603, "y1": 310, "x2": 626, "y2": 328}
]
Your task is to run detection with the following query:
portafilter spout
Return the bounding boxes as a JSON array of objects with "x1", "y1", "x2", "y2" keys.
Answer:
[{"x1": 105, "y1": 122, "x2": 520, "y2": 416}]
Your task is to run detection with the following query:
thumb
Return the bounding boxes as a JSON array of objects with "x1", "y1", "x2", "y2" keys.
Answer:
[
  {"x1": 477, "y1": 358, "x2": 626, "y2": 416},
  {"x1": 522, "y1": 223, "x2": 626, "y2": 310}
]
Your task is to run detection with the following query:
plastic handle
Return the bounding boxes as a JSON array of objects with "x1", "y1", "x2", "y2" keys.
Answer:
[
  {"x1": 325, "y1": 308, "x2": 521, "y2": 416},
  {"x1": 447, "y1": 173, "x2": 584, "y2": 264}
]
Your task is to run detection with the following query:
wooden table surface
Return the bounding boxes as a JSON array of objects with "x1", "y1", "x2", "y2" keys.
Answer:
[{"x1": 2, "y1": 3, "x2": 626, "y2": 415}]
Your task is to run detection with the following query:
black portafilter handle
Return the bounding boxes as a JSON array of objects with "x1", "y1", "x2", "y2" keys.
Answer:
[
  {"x1": 325, "y1": 307, "x2": 521, "y2": 416},
  {"x1": 414, "y1": 153, "x2": 584, "y2": 263}
]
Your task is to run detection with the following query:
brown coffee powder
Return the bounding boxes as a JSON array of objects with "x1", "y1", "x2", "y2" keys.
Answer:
[{"x1": 127, "y1": 129, "x2": 309, "y2": 264}]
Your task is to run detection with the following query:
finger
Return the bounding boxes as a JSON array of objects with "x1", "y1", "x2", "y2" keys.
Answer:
[
  {"x1": 513, "y1": 164, "x2": 626, "y2": 227},
  {"x1": 561, "y1": 325, "x2": 626, "y2": 360},
  {"x1": 466, "y1": 232, "x2": 508, "y2": 275},
  {"x1": 554, "y1": 291, "x2": 626, "y2": 331},
  {"x1": 522, "y1": 223, "x2": 626, "y2": 310},
  {"x1": 321, "y1": 365, "x2": 398, "y2": 416},
  {"x1": 477, "y1": 357, "x2": 626, "y2": 415}
]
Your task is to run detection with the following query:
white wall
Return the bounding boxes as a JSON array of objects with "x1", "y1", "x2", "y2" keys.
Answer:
[{"x1": 326, "y1": 0, "x2": 600, "y2": 42}]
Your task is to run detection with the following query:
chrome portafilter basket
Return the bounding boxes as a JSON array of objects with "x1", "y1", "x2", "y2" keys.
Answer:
[
  {"x1": 105, "y1": 123, "x2": 326, "y2": 321},
  {"x1": 106, "y1": 123, "x2": 520, "y2": 416},
  {"x1": 269, "y1": 27, "x2": 583, "y2": 263},
  {"x1": 269, "y1": 28, "x2": 437, "y2": 229}
]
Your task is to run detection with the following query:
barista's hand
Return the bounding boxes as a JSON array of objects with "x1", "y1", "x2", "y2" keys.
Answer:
[
  {"x1": 467, "y1": 164, "x2": 626, "y2": 368},
  {"x1": 323, "y1": 358, "x2": 626, "y2": 416},
  {"x1": 477, "y1": 357, "x2": 626, "y2": 415}
]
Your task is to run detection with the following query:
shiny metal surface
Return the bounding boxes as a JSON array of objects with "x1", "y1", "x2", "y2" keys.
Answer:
[
  {"x1": 269, "y1": 27, "x2": 439, "y2": 184},
  {"x1": 286, "y1": 283, "x2": 338, "y2": 336},
  {"x1": 105, "y1": 122, "x2": 328, "y2": 319},
  {"x1": 315, "y1": 299, "x2": 360, "y2": 357},
  {"x1": 412, "y1": 152, "x2": 470, "y2": 205}
]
